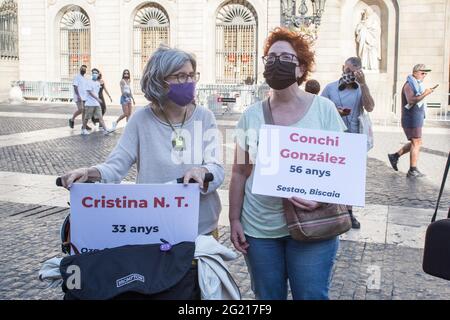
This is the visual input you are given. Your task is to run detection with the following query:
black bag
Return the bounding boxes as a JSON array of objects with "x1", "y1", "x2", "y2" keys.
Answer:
[
  {"x1": 422, "y1": 153, "x2": 450, "y2": 280},
  {"x1": 60, "y1": 242, "x2": 200, "y2": 300}
]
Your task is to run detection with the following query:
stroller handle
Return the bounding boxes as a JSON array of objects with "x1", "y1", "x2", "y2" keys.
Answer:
[
  {"x1": 176, "y1": 172, "x2": 214, "y2": 184},
  {"x1": 55, "y1": 177, "x2": 95, "y2": 187},
  {"x1": 56, "y1": 173, "x2": 214, "y2": 187}
]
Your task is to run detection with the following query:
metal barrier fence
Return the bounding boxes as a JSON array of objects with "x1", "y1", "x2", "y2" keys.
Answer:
[
  {"x1": 196, "y1": 83, "x2": 270, "y2": 114},
  {"x1": 425, "y1": 94, "x2": 450, "y2": 122},
  {"x1": 11, "y1": 81, "x2": 74, "y2": 102},
  {"x1": 12, "y1": 81, "x2": 272, "y2": 108},
  {"x1": 12, "y1": 81, "x2": 448, "y2": 121}
]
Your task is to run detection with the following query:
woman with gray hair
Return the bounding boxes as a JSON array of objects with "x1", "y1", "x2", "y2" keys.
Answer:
[{"x1": 60, "y1": 45, "x2": 225, "y2": 238}]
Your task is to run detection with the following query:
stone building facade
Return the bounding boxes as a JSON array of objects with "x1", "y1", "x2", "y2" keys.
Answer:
[{"x1": 1, "y1": 0, "x2": 449, "y2": 120}]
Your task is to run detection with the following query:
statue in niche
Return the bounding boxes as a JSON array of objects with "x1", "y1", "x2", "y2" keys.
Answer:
[{"x1": 355, "y1": 8, "x2": 381, "y2": 71}]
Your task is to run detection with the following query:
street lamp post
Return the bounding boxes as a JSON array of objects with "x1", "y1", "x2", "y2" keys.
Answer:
[{"x1": 281, "y1": 0, "x2": 326, "y2": 40}]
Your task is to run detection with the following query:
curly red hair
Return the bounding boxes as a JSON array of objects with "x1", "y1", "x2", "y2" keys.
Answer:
[{"x1": 263, "y1": 27, "x2": 315, "y2": 86}]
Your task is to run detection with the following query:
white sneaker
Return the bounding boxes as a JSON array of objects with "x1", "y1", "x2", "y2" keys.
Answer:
[
  {"x1": 81, "y1": 129, "x2": 90, "y2": 135},
  {"x1": 112, "y1": 121, "x2": 117, "y2": 130},
  {"x1": 103, "y1": 127, "x2": 113, "y2": 135}
]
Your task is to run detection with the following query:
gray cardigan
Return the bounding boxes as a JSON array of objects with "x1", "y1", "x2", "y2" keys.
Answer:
[{"x1": 94, "y1": 105, "x2": 224, "y2": 235}]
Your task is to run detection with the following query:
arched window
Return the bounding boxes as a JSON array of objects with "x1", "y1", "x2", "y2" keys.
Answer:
[
  {"x1": 0, "y1": 0, "x2": 18, "y2": 59},
  {"x1": 216, "y1": 0, "x2": 257, "y2": 84},
  {"x1": 59, "y1": 6, "x2": 91, "y2": 80},
  {"x1": 133, "y1": 3, "x2": 170, "y2": 93}
]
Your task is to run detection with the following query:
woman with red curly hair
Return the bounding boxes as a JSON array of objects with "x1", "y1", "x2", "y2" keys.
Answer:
[{"x1": 229, "y1": 27, "x2": 347, "y2": 300}]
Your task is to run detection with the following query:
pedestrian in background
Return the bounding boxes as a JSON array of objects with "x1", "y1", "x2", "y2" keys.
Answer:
[
  {"x1": 112, "y1": 69, "x2": 135, "y2": 130},
  {"x1": 92, "y1": 70, "x2": 113, "y2": 128},
  {"x1": 388, "y1": 64, "x2": 436, "y2": 178},
  {"x1": 305, "y1": 79, "x2": 321, "y2": 95},
  {"x1": 69, "y1": 65, "x2": 90, "y2": 131},
  {"x1": 229, "y1": 27, "x2": 347, "y2": 300},
  {"x1": 81, "y1": 68, "x2": 112, "y2": 135}
]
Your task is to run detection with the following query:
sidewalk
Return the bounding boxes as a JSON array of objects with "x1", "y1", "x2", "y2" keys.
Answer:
[{"x1": 0, "y1": 103, "x2": 449, "y2": 300}]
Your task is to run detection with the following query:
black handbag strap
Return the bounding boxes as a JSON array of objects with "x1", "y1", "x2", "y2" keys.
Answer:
[
  {"x1": 431, "y1": 152, "x2": 450, "y2": 222},
  {"x1": 262, "y1": 98, "x2": 275, "y2": 125}
]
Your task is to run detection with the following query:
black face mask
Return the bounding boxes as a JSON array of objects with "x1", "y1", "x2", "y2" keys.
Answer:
[
  {"x1": 338, "y1": 79, "x2": 359, "y2": 91},
  {"x1": 80, "y1": 70, "x2": 86, "y2": 76},
  {"x1": 263, "y1": 60, "x2": 298, "y2": 90}
]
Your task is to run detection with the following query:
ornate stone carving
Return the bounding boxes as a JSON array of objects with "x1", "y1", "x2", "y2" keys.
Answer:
[{"x1": 355, "y1": 8, "x2": 381, "y2": 71}]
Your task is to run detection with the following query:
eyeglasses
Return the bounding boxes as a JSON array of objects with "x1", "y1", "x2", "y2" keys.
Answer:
[
  {"x1": 166, "y1": 72, "x2": 200, "y2": 84},
  {"x1": 262, "y1": 53, "x2": 299, "y2": 66}
]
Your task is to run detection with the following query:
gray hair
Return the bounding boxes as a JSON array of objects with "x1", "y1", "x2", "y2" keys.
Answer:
[
  {"x1": 345, "y1": 57, "x2": 362, "y2": 69},
  {"x1": 141, "y1": 45, "x2": 197, "y2": 107}
]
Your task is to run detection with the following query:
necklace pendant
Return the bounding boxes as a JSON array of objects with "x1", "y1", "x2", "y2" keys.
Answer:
[{"x1": 172, "y1": 136, "x2": 185, "y2": 151}]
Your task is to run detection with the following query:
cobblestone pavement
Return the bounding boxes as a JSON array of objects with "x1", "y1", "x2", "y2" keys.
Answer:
[
  {"x1": 1, "y1": 201, "x2": 450, "y2": 300},
  {"x1": 0, "y1": 103, "x2": 449, "y2": 300},
  {"x1": 0, "y1": 117, "x2": 70, "y2": 136}
]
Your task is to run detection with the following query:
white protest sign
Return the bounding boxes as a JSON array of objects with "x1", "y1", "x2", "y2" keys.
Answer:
[
  {"x1": 70, "y1": 183, "x2": 199, "y2": 254},
  {"x1": 252, "y1": 125, "x2": 367, "y2": 207}
]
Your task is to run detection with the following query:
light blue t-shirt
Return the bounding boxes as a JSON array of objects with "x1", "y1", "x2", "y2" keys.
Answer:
[
  {"x1": 321, "y1": 81, "x2": 362, "y2": 134},
  {"x1": 236, "y1": 96, "x2": 347, "y2": 238}
]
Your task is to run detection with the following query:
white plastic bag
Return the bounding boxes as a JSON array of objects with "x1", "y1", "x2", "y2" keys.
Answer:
[{"x1": 359, "y1": 109, "x2": 374, "y2": 151}]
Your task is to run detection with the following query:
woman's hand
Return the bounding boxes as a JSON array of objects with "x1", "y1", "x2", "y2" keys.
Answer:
[
  {"x1": 424, "y1": 88, "x2": 434, "y2": 96},
  {"x1": 230, "y1": 220, "x2": 249, "y2": 254},
  {"x1": 354, "y1": 69, "x2": 366, "y2": 85},
  {"x1": 60, "y1": 168, "x2": 90, "y2": 190},
  {"x1": 183, "y1": 167, "x2": 209, "y2": 189},
  {"x1": 289, "y1": 197, "x2": 322, "y2": 212}
]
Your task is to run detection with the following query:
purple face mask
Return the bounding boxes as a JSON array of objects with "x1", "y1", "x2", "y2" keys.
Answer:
[{"x1": 167, "y1": 82, "x2": 196, "y2": 107}]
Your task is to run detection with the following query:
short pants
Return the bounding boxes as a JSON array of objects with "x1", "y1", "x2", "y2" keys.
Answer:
[
  {"x1": 84, "y1": 106, "x2": 102, "y2": 122},
  {"x1": 403, "y1": 127, "x2": 422, "y2": 140}
]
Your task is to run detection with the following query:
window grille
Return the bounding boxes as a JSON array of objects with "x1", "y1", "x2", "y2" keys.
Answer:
[
  {"x1": 216, "y1": 1, "x2": 257, "y2": 84},
  {"x1": 133, "y1": 3, "x2": 170, "y2": 93},
  {"x1": 60, "y1": 6, "x2": 91, "y2": 80}
]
